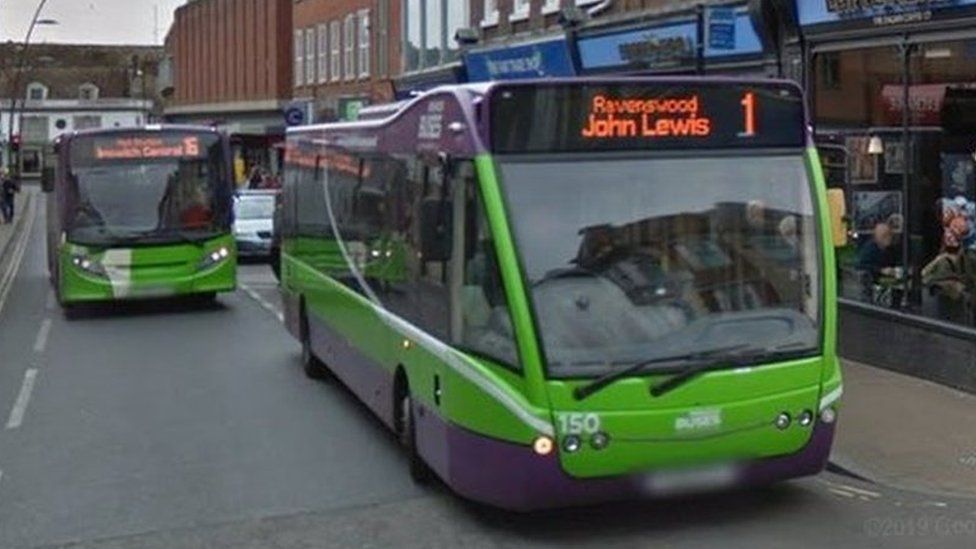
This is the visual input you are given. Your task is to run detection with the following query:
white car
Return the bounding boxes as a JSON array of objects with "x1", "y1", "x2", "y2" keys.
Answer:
[{"x1": 233, "y1": 190, "x2": 277, "y2": 260}]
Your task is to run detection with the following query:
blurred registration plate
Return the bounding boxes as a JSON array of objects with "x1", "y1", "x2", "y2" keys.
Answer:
[{"x1": 645, "y1": 464, "x2": 738, "y2": 495}]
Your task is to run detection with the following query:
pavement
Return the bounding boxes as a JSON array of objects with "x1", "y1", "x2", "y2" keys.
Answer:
[
  {"x1": 834, "y1": 360, "x2": 976, "y2": 498},
  {"x1": 1, "y1": 194, "x2": 976, "y2": 547}
]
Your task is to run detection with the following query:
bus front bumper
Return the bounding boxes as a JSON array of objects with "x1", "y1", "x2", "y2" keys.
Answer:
[
  {"x1": 416, "y1": 406, "x2": 834, "y2": 512},
  {"x1": 60, "y1": 260, "x2": 236, "y2": 303}
]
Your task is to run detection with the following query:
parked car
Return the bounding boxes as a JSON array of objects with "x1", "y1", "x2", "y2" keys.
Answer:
[{"x1": 233, "y1": 190, "x2": 277, "y2": 261}]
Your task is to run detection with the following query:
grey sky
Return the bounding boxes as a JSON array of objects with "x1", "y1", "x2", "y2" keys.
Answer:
[{"x1": 0, "y1": 0, "x2": 186, "y2": 45}]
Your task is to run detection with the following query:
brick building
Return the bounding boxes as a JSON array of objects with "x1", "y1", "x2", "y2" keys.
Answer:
[
  {"x1": 292, "y1": 0, "x2": 401, "y2": 121},
  {"x1": 0, "y1": 43, "x2": 161, "y2": 177},
  {"x1": 163, "y1": 0, "x2": 294, "y2": 183}
]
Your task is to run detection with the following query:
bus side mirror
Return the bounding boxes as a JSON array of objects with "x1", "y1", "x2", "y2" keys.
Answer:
[
  {"x1": 826, "y1": 189, "x2": 848, "y2": 247},
  {"x1": 41, "y1": 167, "x2": 56, "y2": 193},
  {"x1": 420, "y1": 197, "x2": 452, "y2": 262}
]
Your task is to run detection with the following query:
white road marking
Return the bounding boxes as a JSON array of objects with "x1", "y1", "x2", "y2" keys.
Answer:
[
  {"x1": 240, "y1": 283, "x2": 284, "y2": 322},
  {"x1": 33, "y1": 318, "x2": 52, "y2": 354},
  {"x1": 839, "y1": 484, "x2": 881, "y2": 499},
  {"x1": 0, "y1": 197, "x2": 37, "y2": 317},
  {"x1": 6, "y1": 369, "x2": 39, "y2": 430},
  {"x1": 828, "y1": 487, "x2": 856, "y2": 499}
]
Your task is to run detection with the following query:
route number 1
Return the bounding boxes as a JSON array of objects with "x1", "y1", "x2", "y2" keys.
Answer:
[{"x1": 740, "y1": 92, "x2": 756, "y2": 138}]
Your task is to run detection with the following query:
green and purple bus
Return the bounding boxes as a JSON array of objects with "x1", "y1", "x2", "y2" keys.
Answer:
[
  {"x1": 44, "y1": 126, "x2": 237, "y2": 311},
  {"x1": 279, "y1": 78, "x2": 842, "y2": 510}
]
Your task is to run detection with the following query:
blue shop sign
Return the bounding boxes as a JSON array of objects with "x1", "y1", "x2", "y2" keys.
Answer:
[
  {"x1": 576, "y1": 7, "x2": 763, "y2": 73},
  {"x1": 464, "y1": 38, "x2": 576, "y2": 82},
  {"x1": 798, "y1": 0, "x2": 976, "y2": 29}
]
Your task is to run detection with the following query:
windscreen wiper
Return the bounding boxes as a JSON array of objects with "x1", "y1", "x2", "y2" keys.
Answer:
[
  {"x1": 648, "y1": 341, "x2": 816, "y2": 398},
  {"x1": 573, "y1": 343, "x2": 750, "y2": 401}
]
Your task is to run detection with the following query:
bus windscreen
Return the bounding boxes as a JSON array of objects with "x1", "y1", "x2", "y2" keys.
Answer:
[{"x1": 490, "y1": 82, "x2": 806, "y2": 154}]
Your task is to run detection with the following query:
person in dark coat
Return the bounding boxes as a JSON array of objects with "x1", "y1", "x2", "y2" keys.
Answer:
[{"x1": 1, "y1": 166, "x2": 18, "y2": 224}]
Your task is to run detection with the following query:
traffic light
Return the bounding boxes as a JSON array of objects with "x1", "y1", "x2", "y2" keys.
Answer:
[{"x1": 10, "y1": 135, "x2": 21, "y2": 153}]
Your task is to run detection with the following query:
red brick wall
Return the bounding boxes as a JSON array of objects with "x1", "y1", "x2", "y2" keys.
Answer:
[
  {"x1": 167, "y1": 0, "x2": 293, "y2": 106},
  {"x1": 292, "y1": 0, "x2": 402, "y2": 108}
]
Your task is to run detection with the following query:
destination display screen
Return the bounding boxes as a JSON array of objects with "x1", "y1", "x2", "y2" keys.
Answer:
[
  {"x1": 70, "y1": 132, "x2": 217, "y2": 166},
  {"x1": 490, "y1": 82, "x2": 807, "y2": 154}
]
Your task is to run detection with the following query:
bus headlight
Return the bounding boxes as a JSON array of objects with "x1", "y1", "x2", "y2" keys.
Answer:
[
  {"x1": 820, "y1": 407, "x2": 837, "y2": 424},
  {"x1": 198, "y1": 246, "x2": 230, "y2": 271},
  {"x1": 590, "y1": 432, "x2": 611, "y2": 450},
  {"x1": 775, "y1": 412, "x2": 792, "y2": 430},
  {"x1": 71, "y1": 255, "x2": 107, "y2": 277},
  {"x1": 562, "y1": 435, "x2": 582, "y2": 453},
  {"x1": 798, "y1": 410, "x2": 814, "y2": 427}
]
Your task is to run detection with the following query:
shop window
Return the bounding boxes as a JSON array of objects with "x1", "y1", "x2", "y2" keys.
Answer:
[
  {"x1": 820, "y1": 53, "x2": 841, "y2": 90},
  {"x1": 816, "y1": 39, "x2": 976, "y2": 329},
  {"x1": 73, "y1": 115, "x2": 101, "y2": 130}
]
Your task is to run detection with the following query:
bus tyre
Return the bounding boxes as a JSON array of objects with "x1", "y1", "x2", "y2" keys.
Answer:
[
  {"x1": 300, "y1": 313, "x2": 330, "y2": 380},
  {"x1": 400, "y1": 395, "x2": 432, "y2": 484}
]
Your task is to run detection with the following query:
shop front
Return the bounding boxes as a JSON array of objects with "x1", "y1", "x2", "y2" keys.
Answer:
[
  {"x1": 797, "y1": 0, "x2": 976, "y2": 390},
  {"x1": 572, "y1": 2, "x2": 771, "y2": 77}
]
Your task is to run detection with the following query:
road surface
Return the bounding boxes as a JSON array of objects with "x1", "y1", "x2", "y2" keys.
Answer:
[{"x1": 0, "y1": 200, "x2": 974, "y2": 548}]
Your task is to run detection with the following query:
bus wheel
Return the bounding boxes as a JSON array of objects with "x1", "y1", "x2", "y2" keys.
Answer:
[
  {"x1": 400, "y1": 394, "x2": 432, "y2": 484},
  {"x1": 300, "y1": 309, "x2": 330, "y2": 380}
]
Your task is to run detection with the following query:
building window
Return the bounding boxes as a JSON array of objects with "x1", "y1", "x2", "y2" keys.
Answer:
[
  {"x1": 358, "y1": 9, "x2": 371, "y2": 78},
  {"x1": 512, "y1": 0, "x2": 530, "y2": 21},
  {"x1": 344, "y1": 14, "x2": 356, "y2": 81},
  {"x1": 294, "y1": 30, "x2": 304, "y2": 88},
  {"x1": 305, "y1": 28, "x2": 316, "y2": 86},
  {"x1": 78, "y1": 83, "x2": 100, "y2": 101},
  {"x1": 330, "y1": 20, "x2": 341, "y2": 82},
  {"x1": 318, "y1": 23, "x2": 329, "y2": 83},
  {"x1": 73, "y1": 115, "x2": 102, "y2": 130},
  {"x1": 543, "y1": 0, "x2": 561, "y2": 14},
  {"x1": 482, "y1": 0, "x2": 499, "y2": 27},
  {"x1": 405, "y1": 0, "x2": 469, "y2": 71},
  {"x1": 446, "y1": 0, "x2": 469, "y2": 62},
  {"x1": 26, "y1": 82, "x2": 48, "y2": 101},
  {"x1": 377, "y1": 0, "x2": 390, "y2": 77}
]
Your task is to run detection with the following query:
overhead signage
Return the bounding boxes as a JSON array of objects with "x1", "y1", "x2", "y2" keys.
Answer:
[
  {"x1": 797, "y1": 0, "x2": 976, "y2": 29},
  {"x1": 465, "y1": 38, "x2": 576, "y2": 82},
  {"x1": 576, "y1": 7, "x2": 763, "y2": 73},
  {"x1": 490, "y1": 82, "x2": 806, "y2": 154}
]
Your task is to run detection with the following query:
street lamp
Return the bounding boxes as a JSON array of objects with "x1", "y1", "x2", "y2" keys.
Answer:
[{"x1": 4, "y1": 0, "x2": 58, "y2": 172}]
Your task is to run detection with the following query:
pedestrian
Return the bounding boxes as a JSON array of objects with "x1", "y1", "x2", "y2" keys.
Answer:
[{"x1": 1, "y1": 166, "x2": 18, "y2": 224}]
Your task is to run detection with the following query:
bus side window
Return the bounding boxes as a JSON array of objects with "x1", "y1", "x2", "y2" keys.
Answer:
[{"x1": 453, "y1": 173, "x2": 522, "y2": 371}]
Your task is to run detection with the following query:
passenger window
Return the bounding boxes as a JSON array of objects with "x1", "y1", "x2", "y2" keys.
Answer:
[{"x1": 454, "y1": 176, "x2": 522, "y2": 370}]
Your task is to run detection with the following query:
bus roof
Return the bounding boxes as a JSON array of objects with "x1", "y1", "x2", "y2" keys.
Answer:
[
  {"x1": 60, "y1": 124, "x2": 225, "y2": 144},
  {"x1": 287, "y1": 77, "x2": 810, "y2": 155}
]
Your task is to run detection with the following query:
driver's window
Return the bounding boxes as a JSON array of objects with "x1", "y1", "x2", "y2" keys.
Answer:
[{"x1": 453, "y1": 175, "x2": 521, "y2": 371}]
